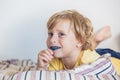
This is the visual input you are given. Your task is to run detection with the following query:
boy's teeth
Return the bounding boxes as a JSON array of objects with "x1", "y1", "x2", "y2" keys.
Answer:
[{"x1": 50, "y1": 46, "x2": 61, "y2": 51}]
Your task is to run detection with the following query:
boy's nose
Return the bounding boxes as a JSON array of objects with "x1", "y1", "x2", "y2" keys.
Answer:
[{"x1": 50, "y1": 35, "x2": 58, "y2": 43}]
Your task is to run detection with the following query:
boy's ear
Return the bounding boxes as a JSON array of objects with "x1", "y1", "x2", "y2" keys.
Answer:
[
  {"x1": 76, "y1": 42, "x2": 82, "y2": 48},
  {"x1": 76, "y1": 39, "x2": 83, "y2": 48}
]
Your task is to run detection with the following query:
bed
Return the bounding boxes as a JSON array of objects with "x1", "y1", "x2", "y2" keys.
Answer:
[{"x1": 0, "y1": 53, "x2": 120, "y2": 80}]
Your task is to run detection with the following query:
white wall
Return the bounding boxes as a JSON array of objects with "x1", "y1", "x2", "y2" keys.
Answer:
[{"x1": 0, "y1": 0, "x2": 120, "y2": 62}]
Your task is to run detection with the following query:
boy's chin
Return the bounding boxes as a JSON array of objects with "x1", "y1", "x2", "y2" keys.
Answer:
[{"x1": 53, "y1": 53, "x2": 62, "y2": 58}]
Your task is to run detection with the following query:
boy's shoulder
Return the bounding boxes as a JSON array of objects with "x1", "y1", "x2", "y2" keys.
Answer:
[{"x1": 81, "y1": 49, "x2": 100, "y2": 64}]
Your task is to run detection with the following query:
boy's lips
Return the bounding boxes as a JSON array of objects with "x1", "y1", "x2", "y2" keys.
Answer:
[{"x1": 50, "y1": 46, "x2": 61, "y2": 51}]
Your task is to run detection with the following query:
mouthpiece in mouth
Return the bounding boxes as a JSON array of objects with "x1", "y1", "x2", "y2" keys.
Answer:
[{"x1": 50, "y1": 46, "x2": 61, "y2": 51}]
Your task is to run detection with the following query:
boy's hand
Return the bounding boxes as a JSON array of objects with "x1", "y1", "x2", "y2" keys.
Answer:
[{"x1": 37, "y1": 49, "x2": 54, "y2": 70}]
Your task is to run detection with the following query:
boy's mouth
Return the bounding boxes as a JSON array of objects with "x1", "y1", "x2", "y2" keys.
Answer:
[{"x1": 50, "y1": 46, "x2": 61, "y2": 51}]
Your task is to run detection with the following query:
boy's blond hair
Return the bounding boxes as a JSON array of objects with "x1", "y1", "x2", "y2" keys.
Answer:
[{"x1": 47, "y1": 10, "x2": 93, "y2": 50}]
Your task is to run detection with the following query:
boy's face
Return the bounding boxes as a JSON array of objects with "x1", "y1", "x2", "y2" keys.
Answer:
[{"x1": 46, "y1": 19, "x2": 82, "y2": 58}]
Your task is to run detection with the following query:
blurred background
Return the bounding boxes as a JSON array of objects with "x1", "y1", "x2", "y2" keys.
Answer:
[{"x1": 0, "y1": 0, "x2": 120, "y2": 62}]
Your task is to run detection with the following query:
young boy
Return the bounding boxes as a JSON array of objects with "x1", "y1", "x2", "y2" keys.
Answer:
[{"x1": 37, "y1": 10, "x2": 120, "y2": 75}]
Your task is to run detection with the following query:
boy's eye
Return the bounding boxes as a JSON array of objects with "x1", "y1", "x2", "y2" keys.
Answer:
[
  {"x1": 58, "y1": 32, "x2": 65, "y2": 37},
  {"x1": 48, "y1": 32, "x2": 65, "y2": 38},
  {"x1": 48, "y1": 32, "x2": 53, "y2": 37}
]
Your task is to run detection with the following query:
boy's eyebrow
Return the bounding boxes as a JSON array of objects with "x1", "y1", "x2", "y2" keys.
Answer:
[
  {"x1": 56, "y1": 29, "x2": 66, "y2": 32},
  {"x1": 48, "y1": 29, "x2": 68, "y2": 33}
]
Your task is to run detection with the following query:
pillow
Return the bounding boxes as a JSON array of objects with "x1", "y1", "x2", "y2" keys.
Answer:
[
  {"x1": 8, "y1": 54, "x2": 120, "y2": 80},
  {"x1": 73, "y1": 54, "x2": 116, "y2": 75},
  {"x1": 8, "y1": 71, "x2": 120, "y2": 80}
]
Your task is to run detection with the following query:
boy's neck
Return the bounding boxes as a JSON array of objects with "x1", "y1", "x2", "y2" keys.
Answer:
[{"x1": 61, "y1": 50, "x2": 81, "y2": 69}]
